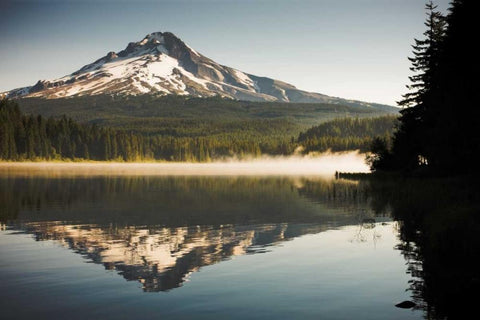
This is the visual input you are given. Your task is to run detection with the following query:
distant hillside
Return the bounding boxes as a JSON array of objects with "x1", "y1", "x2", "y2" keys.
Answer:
[
  {"x1": 297, "y1": 116, "x2": 398, "y2": 153},
  {"x1": 16, "y1": 95, "x2": 398, "y2": 132}
]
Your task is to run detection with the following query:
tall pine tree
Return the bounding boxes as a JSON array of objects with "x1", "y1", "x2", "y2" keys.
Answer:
[
  {"x1": 392, "y1": 1, "x2": 446, "y2": 171},
  {"x1": 427, "y1": 0, "x2": 477, "y2": 173},
  {"x1": 371, "y1": 0, "x2": 477, "y2": 175}
]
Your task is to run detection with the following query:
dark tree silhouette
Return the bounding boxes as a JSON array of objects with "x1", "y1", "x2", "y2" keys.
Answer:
[
  {"x1": 370, "y1": 0, "x2": 477, "y2": 175},
  {"x1": 398, "y1": 1, "x2": 446, "y2": 109},
  {"x1": 366, "y1": 137, "x2": 392, "y2": 172},
  {"x1": 425, "y1": 0, "x2": 478, "y2": 173}
]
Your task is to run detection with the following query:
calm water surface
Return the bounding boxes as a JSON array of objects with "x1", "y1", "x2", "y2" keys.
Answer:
[{"x1": 2, "y1": 168, "x2": 475, "y2": 319}]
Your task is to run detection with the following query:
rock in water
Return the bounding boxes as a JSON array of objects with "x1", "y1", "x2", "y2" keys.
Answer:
[{"x1": 395, "y1": 300, "x2": 416, "y2": 309}]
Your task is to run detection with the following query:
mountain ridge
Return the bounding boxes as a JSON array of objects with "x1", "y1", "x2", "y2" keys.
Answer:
[{"x1": 2, "y1": 31, "x2": 394, "y2": 111}]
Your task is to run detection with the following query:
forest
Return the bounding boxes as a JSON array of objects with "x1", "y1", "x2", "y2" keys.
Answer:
[
  {"x1": 0, "y1": 99, "x2": 396, "y2": 161},
  {"x1": 17, "y1": 95, "x2": 396, "y2": 127},
  {"x1": 369, "y1": 0, "x2": 477, "y2": 175},
  {"x1": 297, "y1": 116, "x2": 397, "y2": 153}
]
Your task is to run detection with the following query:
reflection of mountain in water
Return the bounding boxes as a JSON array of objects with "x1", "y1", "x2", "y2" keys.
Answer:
[
  {"x1": 1, "y1": 175, "x2": 381, "y2": 291},
  {"x1": 18, "y1": 222, "x2": 335, "y2": 291}
]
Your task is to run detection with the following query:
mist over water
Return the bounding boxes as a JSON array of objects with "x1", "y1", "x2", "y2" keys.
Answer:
[{"x1": 0, "y1": 151, "x2": 369, "y2": 177}]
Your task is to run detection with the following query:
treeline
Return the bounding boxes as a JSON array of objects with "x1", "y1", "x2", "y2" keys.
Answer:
[
  {"x1": 369, "y1": 0, "x2": 477, "y2": 175},
  {"x1": 1, "y1": 99, "x2": 398, "y2": 161},
  {"x1": 0, "y1": 99, "x2": 293, "y2": 161},
  {"x1": 0, "y1": 99, "x2": 147, "y2": 161},
  {"x1": 297, "y1": 116, "x2": 397, "y2": 153}
]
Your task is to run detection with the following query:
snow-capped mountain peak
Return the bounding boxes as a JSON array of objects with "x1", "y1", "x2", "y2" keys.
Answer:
[{"x1": 1, "y1": 31, "x2": 390, "y2": 109}]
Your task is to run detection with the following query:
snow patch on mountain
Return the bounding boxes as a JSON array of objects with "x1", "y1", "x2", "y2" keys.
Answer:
[{"x1": 0, "y1": 31, "x2": 395, "y2": 112}]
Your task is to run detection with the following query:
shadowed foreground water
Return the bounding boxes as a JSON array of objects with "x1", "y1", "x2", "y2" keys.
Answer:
[{"x1": 0, "y1": 172, "x2": 478, "y2": 319}]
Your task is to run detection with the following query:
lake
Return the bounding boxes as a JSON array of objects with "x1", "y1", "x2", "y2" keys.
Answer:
[{"x1": 0, "y1": 164, "x2": 477, "y2": 319}]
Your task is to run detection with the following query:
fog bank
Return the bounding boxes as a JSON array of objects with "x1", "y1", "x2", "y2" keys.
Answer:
[{"x1": 0, "y1": 151, "x2": 369, "y2": 177}]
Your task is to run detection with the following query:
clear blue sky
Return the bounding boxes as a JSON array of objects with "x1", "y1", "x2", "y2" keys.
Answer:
[{"x1": 0, "y1": 0, "x2": 450, "y2": 105}]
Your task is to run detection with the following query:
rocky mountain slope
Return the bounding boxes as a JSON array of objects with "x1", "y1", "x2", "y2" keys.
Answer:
[{"x1": 2, "y1": 32, "x2": 392, "y2": 110}]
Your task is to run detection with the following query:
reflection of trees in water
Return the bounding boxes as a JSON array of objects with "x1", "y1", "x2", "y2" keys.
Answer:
[
  {"x1": 349, "y1": 218, "x2": 387, "y2": 246},
  {"x1": 297, "y1": 178, "x2": 368, "y2": 205},
  {"x1": 0, "y1": 176, "x2": 375, "y2": 225},
  {"x1": 366, "y1": 177, "x2": 480, "y2": 319},
  {"x1": 2, "y1": 174, "x2": 478, "y2": 312},
  {"x1": 297, "y1": 178, "x2": 388, "y2": 219},
  {"x1": 0, "y1": 175, "x2": 381, "y2": 292}
]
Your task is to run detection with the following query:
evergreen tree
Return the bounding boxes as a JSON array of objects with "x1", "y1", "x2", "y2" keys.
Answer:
[
  {"x1": 371, "y1": 0, "x2": 477, "y2": 175},
  {"x1": 398, "y1": 1, "x2": 446, "y2": 108},
  {"x1": 391, "y1": 1, "x2": 446, "y2": 171},
  {"x1": 427, "y1": 0, "x2": 477, "y2": 172}
]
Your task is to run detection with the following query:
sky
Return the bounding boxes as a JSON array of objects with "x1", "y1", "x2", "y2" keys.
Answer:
[{"x1": 0, "y1": 0, "x2": 451, "y2": 106}]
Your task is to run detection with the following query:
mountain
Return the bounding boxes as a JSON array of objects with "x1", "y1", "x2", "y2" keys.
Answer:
[
  {"x1": 14, "y1": 222, "x2": 335, "y2": 292},
  {"x1": 2, "y1": 31, "x2": 392, "y2": 110}
]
